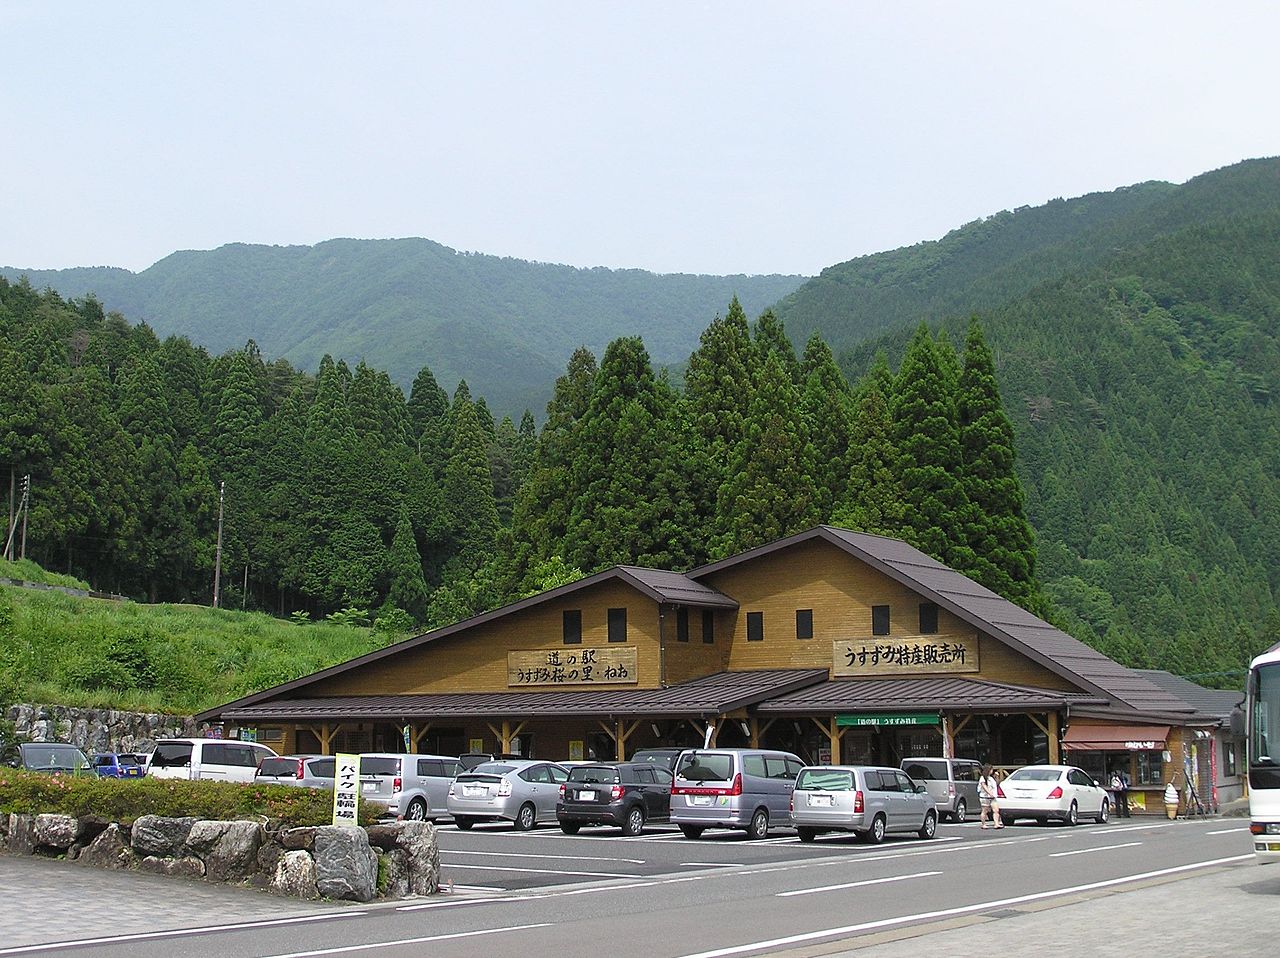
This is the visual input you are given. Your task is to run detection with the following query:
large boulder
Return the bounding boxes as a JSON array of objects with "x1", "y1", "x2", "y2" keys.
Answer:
[
  {"x1": 314, "y1": 826, "x2": 378, "y2": 902},
  {"x1": 378, "y1": 848, "x2": 410, "y2": 899},
  {"x1": 280, "y1": 826, "x2": 317, "y2": 851},
  {"x1": 77, "y1": 823, "x2": 135, "y2": 869},
  {"x1": 272, "y1": 850, "x2": 320, "y2": 899},
  {"x1": 6, "y1": 814, "x2": 35, "y2": 855},
  {"x1": 395, "y1": 821, "x2": 441, "y2": 896},
  {"x1": 130, "y1": 815, "x2": 197, "y2": 857},
  {"x1": 33, "y1": 814, "x2": 81, "y2": 850},
  {"x1": 186, "y1": 820, "x2": 263, "y2": 882},
  {"x1": 138, "y1": 855, "x2": 206, "y2": 879}
]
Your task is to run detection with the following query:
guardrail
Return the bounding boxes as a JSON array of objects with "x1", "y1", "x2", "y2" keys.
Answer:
[{"x1": 0, "y1": 577, "x2": 129, "y2": 602}]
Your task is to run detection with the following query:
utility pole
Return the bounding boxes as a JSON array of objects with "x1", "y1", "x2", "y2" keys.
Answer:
[
  {"x1": 3, "y1": 475, "x2": 28, "y2": 563},
  {"x1": 19, "y1": 475, "x2": 29, "y2": 560},
  {"x1": 212, "y1": 480, "x2": 225, "y2": 608}
]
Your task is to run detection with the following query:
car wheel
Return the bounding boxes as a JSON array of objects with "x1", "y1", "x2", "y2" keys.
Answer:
[
  {"x1": 454, "y1": 817, "x2": 474, "y2": 831},
  {"x1": 919, "y1": 809, "x2": 937, "y2": 840},
  {"x1": 797, "y1": 827, "x2": 817, "y2": 843},
  {"x1": 748, "y1": 808, "x2": 769, "y2": 840},
  {"x1": 622, "y1": 806, "x2": 645, "y2": 837},
  {"x1": 952, "y1": 799, "x2": 967, "y2": 823},
  {"x1": 1065, "y1": 801, "x2": 1079, "y2": 826},
  {"x1": 679, "y1": 824, "x2": 705, "y2": 839},
  {"x1": 559, "y1": 821, "x2": 581, "y2": 835},
  {"x1": 515, "y1": 802, "x2": 537, "y2": 831},
  {"x1": 1096, "y1": 799, "x2": 1109, "y2": 824},
  {"x1": 867, "y1": 814, "x2": 887, "y2": 845},
  {"x1": 405, "y1": 798, "x2": 428, "y2": 822}
]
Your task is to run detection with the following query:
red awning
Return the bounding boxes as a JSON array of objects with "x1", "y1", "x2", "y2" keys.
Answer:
[{"x1": 1061, "y1": 723, "x2": 1170, "y2": 751}]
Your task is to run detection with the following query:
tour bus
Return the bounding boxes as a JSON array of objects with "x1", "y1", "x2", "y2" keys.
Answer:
[{"x1": 1246, "y1": 642, "x2": 1280, "y2": 863}]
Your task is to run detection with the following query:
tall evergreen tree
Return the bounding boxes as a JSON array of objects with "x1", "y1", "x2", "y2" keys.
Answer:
[
  {"x1": 799, "y1": 332, "x2": 855, "y2": 518},
  {"x1": 385, "y1": 504, "x2": 430, "y2": 622},
  {"x1": 833, "y1": 379, "x2": 906, "y2": 536}
]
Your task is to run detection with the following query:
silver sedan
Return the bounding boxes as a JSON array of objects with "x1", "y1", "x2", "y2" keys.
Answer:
[{"x1": 446, "y1": 760, "x2": 569, "y2": 830}]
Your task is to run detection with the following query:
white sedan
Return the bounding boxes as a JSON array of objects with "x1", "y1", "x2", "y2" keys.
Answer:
[{"x1": 998, "y1": 764, "x2": 1110, "y2": 825}]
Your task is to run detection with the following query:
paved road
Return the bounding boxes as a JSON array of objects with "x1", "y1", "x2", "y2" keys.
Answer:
[{"x1": 0, "y1": 818, "x2": 1271, "y2": 957}]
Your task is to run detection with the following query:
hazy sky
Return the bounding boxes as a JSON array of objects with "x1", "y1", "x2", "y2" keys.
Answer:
[{"x1": 3, "y1": 2, "x2": 1277, "y2": 277}]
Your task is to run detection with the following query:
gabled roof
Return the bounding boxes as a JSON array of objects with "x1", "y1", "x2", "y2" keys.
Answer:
[
  {"x1": 215, "y1": 669, "x2": 828, "y2": 722},
  {"x1": 1135, "y1": 670, "x2": 1244, "y2": 722},
  {"x1": 755, "y1": 676, "x2": 1107, "y2": 714},
  {"x1": 690, "y1": 525, "x2": 1194, "y2": 716},
  {"x1": 198, "y1": 564, "x2": 736, "y2": 721}
]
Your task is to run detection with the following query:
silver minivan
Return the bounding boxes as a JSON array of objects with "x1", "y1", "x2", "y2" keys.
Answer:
[
  {"x1": 358, "y1": 753, "x2": 461, "y2": 821},
  {"x1": 792, "y1": 765, "x2": 937, "y2": 844},
  {"x1": 670, "y1": 748, "x2": 804, "y2": 839},
  {"x1": 147, "y1": 738, "x2": 277, "y2": 783},
  {"x1": 901, "y1": 757, "x2": 981, "y2": 822}
]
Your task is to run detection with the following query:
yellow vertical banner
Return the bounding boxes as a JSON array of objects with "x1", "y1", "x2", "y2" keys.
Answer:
[{"x1": 332, "y1": 752, "x2": 360, "y2": 827}]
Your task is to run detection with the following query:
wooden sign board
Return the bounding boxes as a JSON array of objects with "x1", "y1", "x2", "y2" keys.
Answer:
[
  {"x1": 832, "y1": 635, "x2": 979, "y2": 677},
  {"x1": 508, "y1": 646, "x2": 638, "y2": 687}
]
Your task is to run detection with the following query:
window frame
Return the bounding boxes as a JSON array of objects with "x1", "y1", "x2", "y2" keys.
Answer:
[
  {"x1": 919, "y1": 602, "x2": 939, "y2": 634},
  {"x1": 872, "y1": 605, "x2": 891, "y2": 636},
  {"x1": 563, "y1": 609, "x2": 582, "y2": 645},
  {"x1": 747, "y1": 611, "x2": 764, "y2": 642},
  {"x1": 676, "y1": 607, "x2": 689, "y2": 643},
  {"x1": 702, "y1": 610, "x2": 715, "y2": 644},
  {"x1": 607, "y1": 607, "x2": 628, "y2": 643},
  {"x1": 795, "y1": 609, "x2": 813, "y2": 640}
]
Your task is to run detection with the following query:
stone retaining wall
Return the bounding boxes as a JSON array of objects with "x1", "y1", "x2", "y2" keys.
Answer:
[
  {"x1": 5, "y1": 703, "x2": 197, "y2": 754},
  {"x1": 0, "y1": 812, "x2": 439, "y2": 902}
]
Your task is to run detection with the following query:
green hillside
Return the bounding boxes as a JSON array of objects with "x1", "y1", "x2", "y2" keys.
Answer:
[{"x1": 1, "y1": 239, "x2": 805, "y2": 417}]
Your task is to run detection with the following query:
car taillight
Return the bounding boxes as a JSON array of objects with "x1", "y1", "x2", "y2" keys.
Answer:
[
  {"x1": 672, "y1": 771, "x2": 743, "y2": 797},
  {"x1": 448, "y1": 782, "x2": 457, "y2": 796},
  {"x1": 296, "y1": 759, "x2": 306, "y2": 779},
  {"x1": 947, "y1": 784, "x2": 956, "y2": 799},
  {"x1": 611, "y1": 785, "x2": 624, "y2": 800},
  {"x1": 498, "y1": 779, "x2": 513, "y2": 797},
  {"x1": 997, "y1": 784, "x2": 1006, "y2": 798},
  {"x1": 393, "y1": 777, "x2": 402, "y2": 793},
  {"x1": 728, "y1": 773, "x2": 742, "y2": 796},
  {"x1": 1047, "y1": 786, "x2": 1063, "y2": 799},
  {"x1": 559, "y1": 784, "x2": 566, "y2": 800},
  {"x1": 854, "y1": 790, "x2": 864, "y2": 813}
]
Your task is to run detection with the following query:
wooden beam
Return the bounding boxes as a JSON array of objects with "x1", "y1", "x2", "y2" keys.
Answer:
[
  {"x1": 410, "y1": 722, "x2": 432, "y2": 753},
  {"x1": 951, "y1": 714, "x2": 974, "y2": 736},
  {"x1": 748, "y1": 718, "x2": 760, "y2": 748},
  {"x1": 1027, "y1": 713, "x2": 1051, "y2": 739}
]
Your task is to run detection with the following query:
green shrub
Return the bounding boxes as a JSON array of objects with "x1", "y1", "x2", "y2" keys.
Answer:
[{"x1": 0, "y1": 770, "x2": 381, "y2": 827}]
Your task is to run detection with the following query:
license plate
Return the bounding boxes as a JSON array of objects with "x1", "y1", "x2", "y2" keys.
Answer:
[
  {"x1": 692, "y1": 795, "x2": 712, "y2": 806},
  {"x1": 579, "y1": 790, "x2": 595, "y2": 801},
  {"x1": 808, "y1": 794, "x2": 833, "y2": 807},
  {"x1": 464, "y1": 786, "x2": 486, "y2": 798},
  {"x1": 361, "y1": 782, "x2": 377, "y2": 792}
]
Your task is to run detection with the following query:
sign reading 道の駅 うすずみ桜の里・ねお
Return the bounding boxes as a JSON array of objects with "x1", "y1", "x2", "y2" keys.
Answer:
[{"x1": 507, "y1": 646, "x2": 639, "y2": 687}]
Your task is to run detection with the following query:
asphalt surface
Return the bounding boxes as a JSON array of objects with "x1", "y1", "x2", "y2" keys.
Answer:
[{"x1": 0, "y1": 817, "x2": 1272, "y2": 957}]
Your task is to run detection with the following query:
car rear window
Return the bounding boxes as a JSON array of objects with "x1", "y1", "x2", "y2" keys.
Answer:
[
  {"x1": 675, "y1": 752, "x2": 735, "y2": 782},
  {"x1": 307, "y1": 758, "x2": 336, "y2": 778},
  {"x1": 797, "y1": 768, "x2": 853, "y2": 791},
  {"x1": 360, "y1": 757, "x2": 401, "y2": 777},
  {"x1": 903, "y1": 761, "x2": 945, "y2": 781},
  {"x1": 259, "y1": 758, "x2": 300, "y2": 777},
  {"x1": 472, "y1": 763, "x2": 517, "y2": 775},
  {"x1": 150, "y1": 742, "x2": 193, "y2": 767},
  {"x1": 569, "y1": 765, "x2": 620, "y2": 784},
  {"x1": 1008, "y1": 767, "x2": 1062, "y2": 782}
]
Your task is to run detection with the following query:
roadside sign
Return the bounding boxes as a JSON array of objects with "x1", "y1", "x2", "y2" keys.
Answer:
[{"x1": 333, "y1": 753, "x2": 360, "y2": 826}]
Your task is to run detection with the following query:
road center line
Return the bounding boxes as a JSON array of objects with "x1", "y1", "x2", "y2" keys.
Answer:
[
  {"x1": 673, "y1": 855, "x2": 1252, "y2": 958},
  {"x1": 776, "y1": 871, "x2": 942, "y2": 897},
  {"x1": 252, "y1": 923, "x2": 554, "y2": 958},
  {"x1": 443, "y1": 849, "x2": 646, "y2": 864},
  {"x1": 1049, "y1": 841, "x2": 1142, "y2": 857}
]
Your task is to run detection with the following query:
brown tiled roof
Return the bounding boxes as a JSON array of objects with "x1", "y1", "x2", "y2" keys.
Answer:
[
  {"x1": 755, "y1": 676, "x2": 1107, "y2": 714},
  {"x1": 217, "y1": 669, "x2": 829, "y2": 722},
  {"x1": 690, "y1": 526, "x2": 1195, "y2": 716}
]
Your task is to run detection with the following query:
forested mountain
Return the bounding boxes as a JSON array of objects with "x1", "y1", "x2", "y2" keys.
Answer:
[
  {"x1": 779, "y1": 158, "x2": 1280, "y2": 685},
  {"x1": 0, "y1": 239, "x2": 804, "y2": 417}
]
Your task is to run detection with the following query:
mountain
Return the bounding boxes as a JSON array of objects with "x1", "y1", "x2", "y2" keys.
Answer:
[
  {"x1": 1, "y1": 238, "x2": 805, "y2": 417},
  {"x1": 778, "y1": 157, "x2": 1280, "y2": 683}
]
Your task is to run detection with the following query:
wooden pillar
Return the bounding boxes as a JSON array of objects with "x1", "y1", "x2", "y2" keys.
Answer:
[
  {"x1": 410, "y1": 723, "x2": 432, "y2": 754},
  {"x1": 810, "y1": 717, "x2": 841, "y2": 764},
  {"x1": 311, "y1": 723, "x2": 339, "y2": 756},
  {"x1": 1048, "y1": 711, "x2": 1061, "y2": 765},
  {"x1": 748, "y1": 718, "x2": 760, "y2": 748}
]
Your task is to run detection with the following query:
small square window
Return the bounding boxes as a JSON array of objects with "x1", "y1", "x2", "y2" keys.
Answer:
[
  {"x1": 796, "y1": 609, "x2": 813, "y2": 640},
  {"x1": 702, "y1": 610, "x2": 715, "y2": 644},
  {"x1": 919, "y1": 602, "x2": 938, "y2": 634},
  {"x1": 747, "y1": 611, "x2": 764, "y2": 642},
  {"x1": 676, "y1": 607, "x2": 689, "y2": 642},
  {"x1": 872, "y1": 605, "x2": 890, "y2": 636},
  {"x1": 608, "y1": 607, "x2": 627, "y2": 643},
  {"x1": 563, "y1": 609, "x2": 582, "y2": 645}
]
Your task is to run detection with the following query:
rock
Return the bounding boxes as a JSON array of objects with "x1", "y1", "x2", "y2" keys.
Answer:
[
  {"x1": 272, "y1": 850, "x2": 319, "y2": 899},
  {"x1": 187, "y1": 820, "x2": 263, "y2": 882},
  {"x1": 130, "y1": 815, "x2": 197, "y2": 857},
  {"x1": 254, "y1": 839, "x2": 285, "y2": 886},
  {"x1": 378, "y1": 848, "x2": 410, "y2": 899},
  {"x1": 314, "y1": 826, "x2": 378, "y2": 902},
  {"x1": 280, "y1": 826, "x2": 317, "y2": 851},
  {"x1": 395, "y1": 821, "x2": 441, "y2": 896},
  {"x1": 364, "y1": 824, "x2": 401, "y2": 851},
  {"x1": 77, "y1": 824, "x2": 135, "y2": 869},
  {"x1": 139, "y1": 855, "x2": 206, "y2": 878},
  {"x1": 7, "y1": 814, "x2": 35, "y2": 855},
  {"x1": 34, "y1": 814, "x2": 81, "y2": 849},
  {"x1": 77, "y1": 815, "x2": 111, "y2": 843}
]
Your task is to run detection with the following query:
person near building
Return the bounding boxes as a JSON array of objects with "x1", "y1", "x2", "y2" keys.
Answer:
[
  {"x1": 1110, "y1": 767, "x2": 1131, "y2": 818},
  {"x1": 978, "y1": 765, "x2": 1004, "y2": 829}
]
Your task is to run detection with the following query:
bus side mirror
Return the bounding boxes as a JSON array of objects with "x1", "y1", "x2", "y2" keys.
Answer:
[{"x1": 1230, "y1": 706, "x2": 1245, "y2": 739}]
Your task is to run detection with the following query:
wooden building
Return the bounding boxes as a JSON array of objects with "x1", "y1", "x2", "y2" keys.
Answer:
[{"x1": 200, "y1": 526, "x2": 1213, "y2": 797}]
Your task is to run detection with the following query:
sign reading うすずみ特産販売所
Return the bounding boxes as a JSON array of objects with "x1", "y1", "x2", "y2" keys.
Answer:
[{"x1": 832, "y1": 635, "x2": 979, "y2": 677}]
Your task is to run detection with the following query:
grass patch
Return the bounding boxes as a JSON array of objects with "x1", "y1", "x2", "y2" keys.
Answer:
[{"x1": 0, "y1": 558, "x2": 90, "y2": 591}]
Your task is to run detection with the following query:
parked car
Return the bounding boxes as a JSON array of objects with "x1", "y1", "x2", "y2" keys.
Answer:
[
  {"x1": 254, "y1": 754, "x2": 336, "y2": 789},
  {"x1": 792, "y1": 765, "x2": 937, "y2": 844},
  {"x1": 557, "y1": 761, "x2": 673, "y2": 835},
  {"x1": 901, "y1": 757, "x2": 981, "y2": 822},
  {"x1": 629, "y1": 747, "x2": 684, "y2": 771},
  {"x1": 9, "y1": 742, "x2": 92, "y2": 776},
  {"x1": 146, "y1": 738, "x2": 276, "y2": 783},
  {"x1": 670, "y1": 748, "x2": 805, "y2": 839},
  {"x1": 357, "y1": 753, "x2": 461, "y2": 821},
  {"x1": 998, "y1": 764, "x2": 1110, "y2": 825},
  {"x1": 447, "y1": 759, "x2": 569, "y2": 830},
  {"x1": 92, "y1": 751, "x2": 147, "y2": 779}
]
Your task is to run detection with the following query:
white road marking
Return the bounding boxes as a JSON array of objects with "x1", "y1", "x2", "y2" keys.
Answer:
[
  {"x1": 443, "y1": 849, "x2": 646, "y2": 863},
  {"x1": 1206, "y1": 827, "x2": 1249, "y2": 835},
  {"x1": 776, "y1": 871, "x2": 942, "y2": 897},
  {"x1": 1049, "y1": 841, "x2": 1142, "y2": 857},
  {"x1": 1095, "y1": 821, "x2": 1179, "y2": 834},
  {"x1": 674, "y1": 855, "x2": 1253, "y2": 958},
  {"x1": 679, "y1": 862, "x2": 741, "y2": 867},
  {"x1": 443, "y1": 862, "x2": 639, "y2": 878},
  {"x1": 251, "y1": 923, "x2": 554, "y2": 958},
  {"x1": 0, "y1": 914, "x2": 367, "y2": 956}
]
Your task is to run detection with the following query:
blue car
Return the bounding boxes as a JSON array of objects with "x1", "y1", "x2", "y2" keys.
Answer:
[{"x1": 92, "y1": 752, "x2": 147, "y2": 778}]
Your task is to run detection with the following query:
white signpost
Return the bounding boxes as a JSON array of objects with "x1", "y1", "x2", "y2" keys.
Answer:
[{"x1": 332, "y1": 752, "x2": 360, "y2": 827}]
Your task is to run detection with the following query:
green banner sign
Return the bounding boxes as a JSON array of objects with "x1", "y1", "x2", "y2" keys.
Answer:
[{"x1": 837, "y1": 712, "x2": 941, "y2": 727}]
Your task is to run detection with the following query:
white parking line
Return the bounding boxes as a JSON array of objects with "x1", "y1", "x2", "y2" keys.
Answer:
[
  {"x1": 680, "y1": 862, "x2": 741, "y2": 867},
  {"x1": 776, "y1": 871, "x2": 942, "y2": 897},
  {"x1": 1048, "y1": 841, "x2": 1142, "y2": 858},
  {"x1": 443, "y1": 862, "x2": 640, "y2": 878},
  {"x1": 1206, "y1": 827, "x2": 1249, "y2": 835},
  {"x1": 443, "y1": 849, "x2": 646, "y2": 863},
  {"x1": 1095, "y1": 821, "x2": 1179, "y2": 834},
  {"x1": 253, "y1": 923, "x2": 554, "y2": 958}
]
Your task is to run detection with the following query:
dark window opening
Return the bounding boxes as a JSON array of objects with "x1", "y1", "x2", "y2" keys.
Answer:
[
  {"x1": 676, "y1": 607, "x2": 689, "y2": 642},
  {"x1": 563, "y1": 609, "x2": 582, "y2": 645},
  {"x1": 608, "y1": 607, "x2": 627, "y2": 643},
  {"x1": 919, "y1": 602, "x2": 938, "y2": 634},
  {"x1": 702, "y1": 610, "x2": 715, "y2": 644},
  {"x1": 796, "y1": 609, "x2": 813, "y2": 640},
  {"x1": 747, "y1": 611, "x2": 764, "y2": 642},
  {"x1": 872, "y1": 605, "x2": 890, "y2": 636}
]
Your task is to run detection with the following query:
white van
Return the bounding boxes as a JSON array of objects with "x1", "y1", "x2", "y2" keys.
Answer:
[{"x1": 147, "y1": 738, "x2": 276, "y2": 783}]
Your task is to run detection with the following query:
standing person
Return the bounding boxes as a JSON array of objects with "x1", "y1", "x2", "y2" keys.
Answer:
[
  {"x1": 1112, "y1": 766, "x2": 1131, "y2": 818},
  {"x1": 978, "y1": 765, "x2": 1004, "y2": 829}
]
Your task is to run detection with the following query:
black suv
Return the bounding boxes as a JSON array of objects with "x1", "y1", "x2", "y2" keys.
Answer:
[{"x1": 557, "y1": 761, "x2": 673, "y2": 836}]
